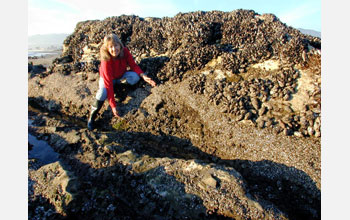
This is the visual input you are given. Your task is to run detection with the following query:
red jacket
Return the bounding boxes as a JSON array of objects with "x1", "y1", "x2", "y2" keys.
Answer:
[{"x1": 99, "y1": 47, "x2": 143, "y2": 109}]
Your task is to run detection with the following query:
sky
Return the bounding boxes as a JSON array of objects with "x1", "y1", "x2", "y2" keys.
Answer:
[{"x1": 28, "y1": 0, "x2": 321, "y2": 36}]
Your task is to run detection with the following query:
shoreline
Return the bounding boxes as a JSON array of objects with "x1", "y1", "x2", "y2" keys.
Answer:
[{"x1": 28, "y1": 50, "x2": 62, "y2": 67}]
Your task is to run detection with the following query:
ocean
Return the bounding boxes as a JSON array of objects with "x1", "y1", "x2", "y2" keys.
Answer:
[{"x1": 28, "y1": 51, "x2": 60, "y2": 58}]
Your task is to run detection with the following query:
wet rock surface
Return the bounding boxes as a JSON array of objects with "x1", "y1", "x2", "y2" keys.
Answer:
[{"x1": 28, "y1": 10, "x2": 320, "y2": 220}]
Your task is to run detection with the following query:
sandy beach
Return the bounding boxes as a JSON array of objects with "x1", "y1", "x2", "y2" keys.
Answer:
[{"x1": 28, "y1": 50, "x2": 62, "y2": 67}]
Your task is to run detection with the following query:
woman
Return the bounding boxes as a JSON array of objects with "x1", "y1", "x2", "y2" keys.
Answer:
[{"x1": 87, "y1": 33, "x2": 156, "y2": 130}]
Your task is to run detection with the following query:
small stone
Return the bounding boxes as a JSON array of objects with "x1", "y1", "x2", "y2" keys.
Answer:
[
  {"x1": 263, "y1": 102, "x2": 273, "y2": 110},
  {"x1": 279, "y1": 120, "x2": 287, "y2": 129},
  {"x1": 244, "y1": 112, "x2": 252, "y2": 120},
  {"x1": 258, "y1": 120, "x2": 265, "y2": 128},
  {"x1": 66, "y1": 130, "x2": 81, "y2": 144},
  {"x1": 46, "y1": 127, "x2": 57, "y2": 133},
  {"x1": 251, "y1": 98, "x2": 261, "y2": 110},
  {"x1": 236, "y1": 114, "x2": 244, "y2": 121},
  {"x1": 314, "y1": 119, "x2": 321, "y2": 131},
  {"x1": 273, "y1": 125, "x2": 283, "y2": 134},
  {"x1": 265, "y1": 119, "x2": 273, "y2": 127},
  {"x1": 258, "y1": 106, "x2": 267, "y2": 116},
  {"x1": 283, "y1": 94, "x2": 290, "y2": 101},
  {"x1": 315, "y1": 131, "x2": 321, "y2": 137},
  {"x1": 308, "y1": 126, "x2": 315, "y2": 136},
  {"x1": 284, "y1": 128, "x2": 293, "y2": 136},
  {"x1": 261, "y1": 95, "x2": 268, "y2": 102},
  {"x1": 250, "y1": 109, "x2": 257, "y2": 115},
  {"x1": 294, "y1": 131, "x2": 303, "y2": 137},
  {"x1": 202, "y1": 173, "x2": 217, "y2": 188},
  {"x1": 283, "y1": 105, "x2": 293, "y2": 113}
]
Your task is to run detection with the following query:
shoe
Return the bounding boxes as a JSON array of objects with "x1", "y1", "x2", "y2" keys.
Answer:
[{"x1": 87, "y1": 99, "x2": 104, "y2": 130}]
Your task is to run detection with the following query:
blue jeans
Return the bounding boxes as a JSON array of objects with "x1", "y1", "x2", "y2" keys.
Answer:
[{"x1": 95, "y1": 71, "x2": 140, "y2": 101}]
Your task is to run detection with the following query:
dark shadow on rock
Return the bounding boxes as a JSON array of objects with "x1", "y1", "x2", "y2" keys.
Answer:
[
  {"x1": 28, "y1": 111, "x2": 227, "y2": 219},
  {"x1": 99, "y1": 131, "x2": 321, "y2": 220},
  {"x1": 28, "y1": 106, "x2": 320, "y2": 219},
  {"x1": 95, "y1": 83, "x2": 155, "y2": 128},
  {"x1": 218, "y1": 159, "x2": 320, "y2": 220},
  {"x1": 53, "y1": 55, "x2": 73, "y2": 64},
  {"x1": 28, "y1": 63, "x2": 47, "y2": 78},
  {"x1": 288, "y1": 69, "x2": 301, "y2": 101},
  {"x1": 139, "y1": 56, "x2": 170, "y2": 84},
  {"x1": 61, "y1": 159, "x2": 232, "y2": 220},
  {"x1": 55, "y1": 130, "x2": 319, "y2": 219},
  {"x1": 28, "y1": 194, "x2": 66, "y2": 220},
  {"x1": 54, "y1": 136, "x2": 231, "y2": 219},
  {"x1": 28, "y1": 160, "x2": 66, "y2": 219},
  {"x1": 29, "y1": 97, "x2": 87, "y2": 128},
  {"x1": 117, "y1": 83, "x2": 152, "y2": 118}
]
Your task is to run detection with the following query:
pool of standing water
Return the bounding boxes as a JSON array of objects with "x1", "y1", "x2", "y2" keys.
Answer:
[{"x1": 28, "y1": 119, "x2": 59, "y2": 165}]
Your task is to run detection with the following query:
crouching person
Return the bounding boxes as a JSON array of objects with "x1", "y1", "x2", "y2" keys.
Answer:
[{"x1": 87, "y1": 33, "x2": 156, "y2": 130}]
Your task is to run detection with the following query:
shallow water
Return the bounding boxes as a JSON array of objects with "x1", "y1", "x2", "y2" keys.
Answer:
[
  {"x1": 28, "y1": 120, "x2": 59, "y2": 165},
  {"x1": 28, "y1": 51, "x2": 55, "y2": 57},
  {"x1": 28, "y1": 50, "x2": 61, "y2": 58}
]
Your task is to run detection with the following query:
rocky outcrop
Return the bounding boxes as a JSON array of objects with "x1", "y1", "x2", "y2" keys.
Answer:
[
  {"x1": 28, "y1": 63, "x2": 46, "y2": 77},
  {"x1": 29, "y1": 109, "x2": 319, "y2": 219},
  {"x1": 44, "y1": 9, "x2": 321, "y2": 138},
  {"x1": 28, "y1": 161, "x2": 77, "y2": 218},
  {"x1": 28, "y1": 9, "x2": 321, "y2": 220}
]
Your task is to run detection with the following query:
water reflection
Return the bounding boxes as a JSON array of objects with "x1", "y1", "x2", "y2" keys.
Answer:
[{"x1": 28, "y1": 120, "x2": 59, "y2": 165}]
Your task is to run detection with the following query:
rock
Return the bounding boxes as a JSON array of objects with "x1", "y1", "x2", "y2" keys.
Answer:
[
  {"x1": 315, "y1": 131, "x2": 321, "y2": 137},
  {"x1": 265, "y1": 119, "x2": 273, "y2": 127},
  {"x1": 294, "y1": 131, "x2": 303, "y2": 137},
  {"x1": 244, "y1": 112, "x2": 252, "y2": 120},
  {"x1": 28, "y1": 64, "x2": 46, "y2": 74},
  {"x1": 55, "y1": 55, "x2": 73, "y2": 64},
  {"x1": 257, "y1": 120, "x2": 265, "y2": 128},
  {"x1": 87, "y1": 72, "x2": 99, "y2": 81},
  {"x1": 142, "y1": 202, "x2": 156, "y2": 216},
  {"x1": 251, "y1": 97, "x2": 261, "y2": 110},
  {"x1": 283, "y1": 94, "x2": 290, "y2": 101},
  {"x1": 201, "y1": 173, "x2": 217, "y2": 188},
  {"x1": 283, "y1": 105, "x2": 293, "y2": 113},
  {"x1": 284, "y1": 128, "x2": 293, "y2": 136},
  {"x1": 28, "y1": 161, "x2": 78, "y2": 216},
  {"x1": 65, "y1": 130, "x2": 80, "y2": 144},
  {"x1": 250, "y1": 109, "x2": 257, "y2": 115},
  {"x1": 300, "y1": 116, "x2": 309, "y2": 127},
  {"x1": 308, "y1": 126, "x2": 315, "y2": 136},
  {"x1": 263, "y1": 102, "x2": 273, "y2": 110},
  {"x1": 261, "y1": 95, "x2": 268, "y2": 102},
  {"x1": 236, "y1": 113, "x2": 244, "y2": 121},
  {"x1": 258, "y1": 106, "x2": 267, "y2": 116},
  {"x1": 47, "y1": 100, "x2": 60, "y2": 111},
  {"x1": 313, "y1": 117, "x2": 321, "y2": 131},
  {"x1": 279, "y1": 120, "x2": 287, "y2": 129}
]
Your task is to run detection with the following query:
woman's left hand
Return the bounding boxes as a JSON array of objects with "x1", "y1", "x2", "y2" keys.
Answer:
[{"x1": 142, "y1": 74, "x2": 156, "y2": 87}]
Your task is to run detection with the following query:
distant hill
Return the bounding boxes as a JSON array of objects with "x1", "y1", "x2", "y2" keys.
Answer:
[
  {"x1": 28, "y1": 33, "x2": 69, "y2": 50},
  {"x1": 27, "y1": 29, "x2": 320, "y2": 50},
  {"x1": 298, "y1": 28, "x2": 321, "y2": 38}
]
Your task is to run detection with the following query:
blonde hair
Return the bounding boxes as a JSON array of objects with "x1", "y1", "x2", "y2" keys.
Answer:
[{"x1": 100, "y1": 33, "x2": 125, "y2": 61}]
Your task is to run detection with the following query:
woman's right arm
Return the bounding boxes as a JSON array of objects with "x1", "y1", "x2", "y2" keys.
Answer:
[{"x1": 100, "y1": 60, "x2": 117, "y2": 110}]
